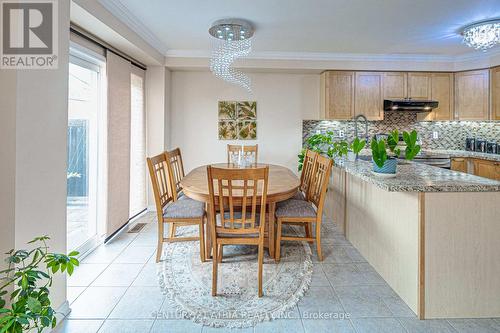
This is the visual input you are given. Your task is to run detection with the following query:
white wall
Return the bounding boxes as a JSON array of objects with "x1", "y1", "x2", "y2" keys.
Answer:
[
  {"x1": 146, "y1": 66, "x2": 172, "y2": 208},
  {"x1": 170, "y1": 71, "x2": 319, "y2": 173},
  {"x1": 0, "y1": 1, "x2": 70, "y2": 311},
  {"x1": 0, "y1": 70, "x2": 17, "y2": 277}
]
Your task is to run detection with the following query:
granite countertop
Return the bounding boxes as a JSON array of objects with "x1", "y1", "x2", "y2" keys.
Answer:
[{"x1": 335, "y1": 158, "x2": 500, "y2": 193}]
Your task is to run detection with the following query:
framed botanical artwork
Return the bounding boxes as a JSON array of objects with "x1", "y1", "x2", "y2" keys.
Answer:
[{"x1": 218, "y1": 101, "x2": 257, "y2": 140}]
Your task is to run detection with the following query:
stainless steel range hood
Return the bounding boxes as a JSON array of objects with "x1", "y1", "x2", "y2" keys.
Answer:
[{"x1": 384, "y1": 99, "x2": 438, "y2": 112}]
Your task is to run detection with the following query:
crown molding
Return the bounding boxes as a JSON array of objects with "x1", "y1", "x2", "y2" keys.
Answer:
[
  {"x1": 166, "y1": 49, "x2": 459, "y2": 62},
  {"x1": 98, "y1": 0, "x2": 168, "y2": 55}
]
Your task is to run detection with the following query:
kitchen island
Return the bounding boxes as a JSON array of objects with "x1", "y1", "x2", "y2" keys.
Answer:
[{"x1": 324, "y1": 159, "x2": 500, "y2": 319}]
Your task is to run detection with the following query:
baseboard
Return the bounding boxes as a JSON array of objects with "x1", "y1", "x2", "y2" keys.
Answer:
[
  {"x1": 50, "y1": 300, "x2": 71, "y2": 332},
  {"x1": 57, "y1": 300, "x2": 71, "y2": 317}
]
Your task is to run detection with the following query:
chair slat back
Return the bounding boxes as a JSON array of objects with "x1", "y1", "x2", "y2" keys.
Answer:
[
  {"x1": 307, "y1": 154, "x2": 333, "y2": 216},
  {"x1": 166, "y1": 148, "x2": 185, "y2": 199},
  {"x1": 147, "y1": 153, "x2": 174, "y2": 215},
  {"x1": 300, "y1": 150, "x2": 317, "y2": 199},
  {"x1": 227, "y1": 144, "x2": 258, "y2": 165},
  {"x1": 207, "y1": 166, "x2": 268, "y2": 235}
]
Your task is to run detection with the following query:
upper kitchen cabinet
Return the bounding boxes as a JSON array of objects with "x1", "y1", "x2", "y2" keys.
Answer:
[
  {"x1": 419, "y1": 73, "x2": 454, "y2": 121},
  {"x1": 383, "y1": 72, "x2": 407, "y2": 99},
  {"x1": 408, "y1": 73, "x2": 432, "y2": 99},
  {"x1": 320, "y1": 71, "x2": 355, "y2": 120},
  {"x1": 354, "y1": 72, "x2": 384, "y2": 120},
  {"x1": 455, "y1": 69, "x2": 489, "y2": 120},
  {"x1": 491, "y1": 66, "x2": 500, "y2": 120}
]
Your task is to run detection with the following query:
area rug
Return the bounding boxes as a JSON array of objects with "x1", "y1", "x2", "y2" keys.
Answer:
[{"x1": 157, "y1": 226, "x2": 313, "y2": 328}]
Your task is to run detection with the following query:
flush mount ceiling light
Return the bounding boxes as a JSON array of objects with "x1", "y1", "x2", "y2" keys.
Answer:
[
  {"x1": 209, "y1": 19, "x2": 254, "y2": 92},
  {"x1": 461, "y1": 19, "x2": 500, "y2": 51}
]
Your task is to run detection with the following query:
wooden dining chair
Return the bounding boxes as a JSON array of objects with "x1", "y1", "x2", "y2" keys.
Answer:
[
  {"x1": 207, "y1": 165, "x2": 269, "y2": 297},
  {"x1": 165, "y1": 148, "x2": 185, "y2": 199},
  {"x1": 165, "y1": 148, "x2": 187, "y2": 238},
  {"x1": 275, "y1": 154, "x2": 332, "y2": 262},
  {"x1": 227, "y1": 144, "x2": 258, "y2": 165},
  {"x1": 147, "y1": 152, "x2": 206, "y2": 263},
  {"x1": 293, "y1": 149, "x2": 318, "y2": 201}
]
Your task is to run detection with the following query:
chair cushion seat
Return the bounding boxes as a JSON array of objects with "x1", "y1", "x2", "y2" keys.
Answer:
[
  {"x1": 163, "y1": 198, "x2": 205, "y2": 219},
  {"x1": 292, "y1": 191, "x2": 305, "y2": 200},
  {"x1": 276, "y1": 199, "x2": 316, "y2": 218}
]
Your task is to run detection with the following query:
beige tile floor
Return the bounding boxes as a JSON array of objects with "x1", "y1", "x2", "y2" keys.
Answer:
[{"x1": 55, "y1": 212, "x2": 500, "y2": 333}]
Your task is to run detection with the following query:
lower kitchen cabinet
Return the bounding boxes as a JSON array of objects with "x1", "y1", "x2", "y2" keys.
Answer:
[
  {"x1": 450, "y1": 158, "x2": 468, "y2": 173},
  {"x1": 451, "y1": 157, "x2": 500, "y2": 181},
  {"x1": 473, "y1": 159, "x2": 500, "y2": 181}
]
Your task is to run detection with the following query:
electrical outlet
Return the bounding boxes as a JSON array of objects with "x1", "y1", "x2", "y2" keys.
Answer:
[
  {"x1": 339, "y1": 130, "x2": 345, "y2": 137},
  {"x1": 432, "y1": 131, "x2": 439, "y2": 139}
]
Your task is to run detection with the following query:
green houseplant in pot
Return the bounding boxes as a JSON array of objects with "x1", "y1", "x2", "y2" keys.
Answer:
[
  {"x1": 298, "y1": 131, "x2": 349, "y2": 171},
  {"x1": 349, "y1": 137, "x2": 366, "y2": 161},
  {"x1": 371, "y1": 129, "x2": 421, "y2": 175},
  {"x1": 0, "y1": 236, "x2": 79, "y2": 333}
]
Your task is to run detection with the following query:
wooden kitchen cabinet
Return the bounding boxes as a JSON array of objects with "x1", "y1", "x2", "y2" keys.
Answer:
[
  {"x1": 320, "y1": 71, "x2": 355, "y2": 119},
  {"x1": 450, "y1": 157, "x2": 468, "y2": 173},
  {"x1": 473, "y1": 159, "x2": 500, "y2": 181},
  {"x1": 383, "y1": 72, "x2": 407, "y2": 99},
  {"x1": 455, "y1": 69, "x2": 489, "y2": 120},
  {"x1": 408, "y1": 72, "x2": 432, "y2": 99},
  {"x1": 419, "y1": 73, "x2": 454, "y2": 121},
  {"x1": 491, "y1": 66, "x2": 500, "y2": 120},
  {"x1": 355, "y1": 72, "x2": 384, "y2": 120}
]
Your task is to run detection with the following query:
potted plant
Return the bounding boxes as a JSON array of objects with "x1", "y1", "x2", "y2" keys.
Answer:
[
  {"x1": 298, "y1": 131, "x2": 349, "y2": 170},
  {"x1": 349, "y1": 137, "x2": 366, "y2": 161},
  {"x1": 371, "y1": 129, "x2": 421, "y2": 175},
  {"x1": 0, "y1": 236, "x2": 79, "y2": 333}
]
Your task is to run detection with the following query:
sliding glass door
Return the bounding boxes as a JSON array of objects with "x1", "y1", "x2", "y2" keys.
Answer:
[{"x1": 67, "y1": 53, "x2": 102, "y2": 253}]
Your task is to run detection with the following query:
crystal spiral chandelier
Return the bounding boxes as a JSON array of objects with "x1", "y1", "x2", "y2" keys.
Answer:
[
  {"x1": 209, "y1": 19, "x2": 254, "y2": 92},
  {"x1": 462, "y1": 19, "x2": 500, "y2": 51}
]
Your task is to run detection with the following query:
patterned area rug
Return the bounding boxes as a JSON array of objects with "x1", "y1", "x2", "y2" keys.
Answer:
[{"x1": 157, "y1": 226, "x2": 313, "y2": 328}]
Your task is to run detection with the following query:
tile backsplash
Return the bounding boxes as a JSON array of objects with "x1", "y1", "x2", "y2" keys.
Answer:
[{"x1": 303, "y1": 112, "x2": 500, "y2": 150}]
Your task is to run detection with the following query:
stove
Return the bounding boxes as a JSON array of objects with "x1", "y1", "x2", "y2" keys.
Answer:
[{"x1": 403, "y1": 152, "x2": 451, "y2": 169}]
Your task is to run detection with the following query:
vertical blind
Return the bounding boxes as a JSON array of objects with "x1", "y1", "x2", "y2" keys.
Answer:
[
  {"x1": 129, "y1": 68, "x2": 147, "y2": 218},
  {"x1": 106, "y1": 51, "x2": 132, "y2": 238}
]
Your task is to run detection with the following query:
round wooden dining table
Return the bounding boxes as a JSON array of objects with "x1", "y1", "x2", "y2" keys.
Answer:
[{"x1": 180, "y1": 163, "x2": 300, "y2": 259}]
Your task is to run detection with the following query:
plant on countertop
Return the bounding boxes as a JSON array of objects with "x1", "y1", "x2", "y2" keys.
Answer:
[
  {"x1": 0, "y1": 236, "x2": 79, "y2": 333},
  {"x1": 371, "y1": 138, "x2": 388, "y2": 168},
  {"x1": 403, "y1": 130, "x2": 421, "y2": 160},
  {"x1": 350, "y1": 137, "x2": 366, "y2": 157},
  {"x1": 298, "y1": 131, "x2": 349, "y2": 170},
  {"x1": 386, "y1": 130, "x2": 401, "y2": 158},
  {"x1": 371, "y1": 129, "x2": 421, "y2": 172}
]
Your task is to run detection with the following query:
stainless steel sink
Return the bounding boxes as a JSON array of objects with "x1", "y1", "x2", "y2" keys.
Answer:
[{"x1": 356, "y1": 155, "x2": 372, "y2": 161}]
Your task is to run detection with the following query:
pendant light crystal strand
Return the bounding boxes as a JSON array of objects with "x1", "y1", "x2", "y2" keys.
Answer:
[
  {"x1": 210, "y1": 38, "x2": 252, "y2": 92},
  {"x1": 209, "y1": 19, "x2": 254, "y2": 92}
]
